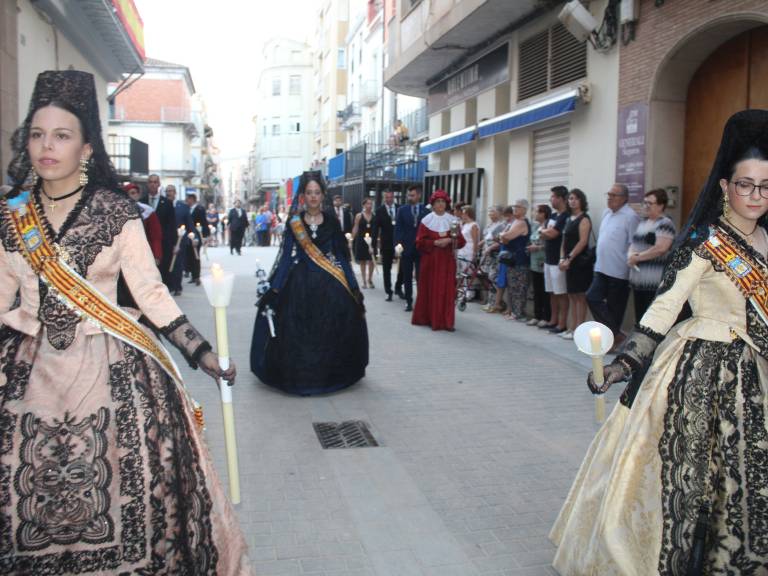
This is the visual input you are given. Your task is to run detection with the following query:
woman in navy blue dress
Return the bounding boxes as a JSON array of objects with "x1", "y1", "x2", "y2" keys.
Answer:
[{"x1": 250, "y1": 171, "x2": 369, "y2": 395}]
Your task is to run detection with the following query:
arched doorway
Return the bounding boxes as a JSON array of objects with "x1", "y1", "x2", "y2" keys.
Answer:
[
  {"x1": 648, "y1": 17, "x2": 768, "y2": 226},
  {"x1": 682, "y1": 26, "x2": 768, "y2": 219}
]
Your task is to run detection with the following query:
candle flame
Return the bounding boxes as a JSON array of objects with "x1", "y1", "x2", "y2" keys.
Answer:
[{"x1": 211, "y1": 263, "x2": 224, "y2": 280}]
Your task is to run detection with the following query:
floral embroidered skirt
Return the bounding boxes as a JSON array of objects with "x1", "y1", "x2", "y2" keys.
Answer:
[
  {"x1": 0, "y1": 327, "x2": 252, "y2": 575},
  {"x1": 550, "y1": 332, "x2": 768, "y2": 575}
]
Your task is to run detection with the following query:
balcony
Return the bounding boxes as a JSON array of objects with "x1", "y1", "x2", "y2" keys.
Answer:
[
  {"x1": 384, "y1": 0, "x2": 547, "y2": 96},
  {"x1": 360, "y1": 79, "x2": 380, "y2": 106},
  {"x1": 339, "y1": 103, "x2": 361, "y2": 131}
]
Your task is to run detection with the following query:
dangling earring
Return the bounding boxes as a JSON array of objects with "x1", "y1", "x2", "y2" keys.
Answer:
[
  {"x1": 722, "y1": 192, "x2": 730, "y2": 220},
  {"x1": 28, "y1": 167, "x2": 39, "y2": 188},
  {"x1": 79, "y1": 157, "x2": 89, "y2": 187}
]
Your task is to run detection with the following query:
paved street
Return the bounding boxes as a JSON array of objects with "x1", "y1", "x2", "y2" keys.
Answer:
[{"x1": 173, "y1": 245, "x2": 622, "y2": 576}]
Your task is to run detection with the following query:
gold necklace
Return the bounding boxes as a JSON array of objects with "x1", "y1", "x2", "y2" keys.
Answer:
[{"x1": 724, "y1": 217, "x2": 757, "y2": 237}]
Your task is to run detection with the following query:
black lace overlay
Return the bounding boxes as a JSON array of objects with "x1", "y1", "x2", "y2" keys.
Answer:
[
  {"x1": 657, "y1": 338, "x2": 768, "y2": 574},
  {"x1": 30, "y1": 188, "x2": 140, "y2": 351},
  {"x1": 656, "y1": 232, "x2": 701, "y2": 299},
  {"x1": 15, "y1": 409, "x2": 114, "y2": 551},
  {"x1": 616, "y1": 324, "x2": 665, "y2": 408},
  {"x1": 160, "y1": 315, "x2": 212, "y2": 369},
  {"x1": 0, "y1": 327, "x2": 30, "y2": 401},
  {"x1": 0, "y1": 203, "x2": 19, "y2": 254}
]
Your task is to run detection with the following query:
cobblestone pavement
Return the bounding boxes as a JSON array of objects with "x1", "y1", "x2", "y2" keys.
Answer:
[{"x1": 173, "y1": 245, "x2": 622, "y2": 576}]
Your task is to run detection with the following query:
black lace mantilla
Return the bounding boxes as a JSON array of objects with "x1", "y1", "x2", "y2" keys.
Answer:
[{"x1": 160, "y1": 315, "x2": 212, "y2": 369}]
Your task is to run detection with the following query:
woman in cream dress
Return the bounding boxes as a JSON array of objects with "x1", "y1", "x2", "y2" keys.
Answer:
[{"x1": 551, "y1": 110, "x2": 768, "y2": 575}]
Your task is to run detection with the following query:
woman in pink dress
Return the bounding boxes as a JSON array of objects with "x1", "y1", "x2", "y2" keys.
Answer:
[
  {"x1": 412, "y1": 189, "x2": 465, "y2": 331},
  {"x1": 0, "y1": 70, "x2": 252, "y2": 574}
]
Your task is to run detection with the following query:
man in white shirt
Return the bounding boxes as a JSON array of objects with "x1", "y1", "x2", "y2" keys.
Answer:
[
  {"x1": 333, "y1": 195, "x2": 352, "y2": 234},
  {"x1": 586, "y1": 183, "x2": 640, "y2": 348}
]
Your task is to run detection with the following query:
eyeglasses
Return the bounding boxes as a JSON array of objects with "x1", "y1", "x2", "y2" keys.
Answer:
[
  {"x1": 731, "y1": 180, "x2": 768, "y2": 199},
  {"x1": 642, "y1": 200, "x2": 657, "y2": 206},
  {"x1": 606, "y1": 193, "x2": 623, "y2": 198}
]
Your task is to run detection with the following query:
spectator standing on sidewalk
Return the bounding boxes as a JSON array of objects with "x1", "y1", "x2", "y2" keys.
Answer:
[
  {"x1": 480, "y1": 204, "x2": 507, "y2": 311},
  {"x1": 559, "y1": 189, "x2": 593, "y2": 340},
  {"x1": 627, "y1": 188, "x2": 676, "y2": 320},
  {"x1": 586, "y1": 183, "x2": 640, "y2": 349},
  {"x1": 499, "y1": 199, "x2": 531, "y2": 321},
  {"x1": 539, "y1": 186, "x2": 570, "y2": 334},
  {"x1": 526, "y1": 204, "x2": 552, "y2": 326}
]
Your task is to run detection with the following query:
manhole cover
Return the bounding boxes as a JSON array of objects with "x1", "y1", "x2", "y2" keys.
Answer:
[{"x1": 313, "y1": 420, "x2": 379, "y2": 449}]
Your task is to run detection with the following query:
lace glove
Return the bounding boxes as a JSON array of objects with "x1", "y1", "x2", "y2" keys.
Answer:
[
  {"x1": 257, "y1": 289, "x2": 278, "y2": 315},
  {"x1": 587, "y1": 358, "x2": 632, "y2": 394},
  {"x1": 160, "y1": 315, "x2": 212, "y2": 369}
]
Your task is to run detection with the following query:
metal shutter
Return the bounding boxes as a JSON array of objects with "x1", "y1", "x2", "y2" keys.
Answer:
[{"x1": 531, "y1": 122, "x2": 570, "y2": 208}]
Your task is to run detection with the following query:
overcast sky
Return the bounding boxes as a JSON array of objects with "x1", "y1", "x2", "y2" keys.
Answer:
[{"x1": 133, "y1": 1, "x2": 316, "y2": 162}]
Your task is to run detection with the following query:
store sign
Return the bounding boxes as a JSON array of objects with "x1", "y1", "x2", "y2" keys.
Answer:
[
  {"x1": 112, "y1": 0, "x2": 145, "y2": 60},
  {"x1": 616, "y1": 102, "x2": 648, "y2": 203},
  {"x1": 427, "y1": 44, "x2": 509, "y2": 115}
]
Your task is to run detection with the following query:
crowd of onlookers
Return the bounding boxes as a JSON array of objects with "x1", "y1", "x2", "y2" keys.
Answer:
[
  {"x1": 337, "y1": 182, "x2": 677, "y2": 348},
  {"x1": 467, "y1": 183, "x2": 676, "y2": 350}
]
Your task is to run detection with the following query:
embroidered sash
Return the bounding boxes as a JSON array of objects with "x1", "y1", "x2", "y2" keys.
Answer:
[
  {"x1": 4, "y1": 192, "x2": 183, "y2": 385},
  {"x1": 701, "y1": 225, "x2": 768, "y2": 326},
  {"x1": 289, "y1": 215, "x2": 355, "y2": 299}
]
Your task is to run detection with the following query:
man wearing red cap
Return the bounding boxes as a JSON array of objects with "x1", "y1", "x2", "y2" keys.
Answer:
[{"x1": 412, "y1": 189, "x2": 465, "y2": 331}]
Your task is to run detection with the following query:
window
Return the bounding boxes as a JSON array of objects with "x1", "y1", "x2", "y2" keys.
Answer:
[
  {"x1": 337, "y1": 48, "x2": 346, "y2": 69},
  {"x1": 289, "y1": 75, "x2": 301, "y2": 95},
  {"x1": 289, "y1": 118, "x2": 301, "y2": 133},
  {"x1": 518, "y1": 23, "x2": 587, "y2": 101},
  {"x1": 272, "y1": 77, "x2": 281, "y2": 96},
  {"x1": 272, "y1": 123, "x2": 281, "y2": 136}
]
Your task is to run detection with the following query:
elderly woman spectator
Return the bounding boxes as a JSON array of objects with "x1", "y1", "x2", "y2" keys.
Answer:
[
  {"x1": 627, "y1": 188, "x2": 676, "y2": 320},
  {"x1": 559, "y1": 189, "x2": 593, "y2": 339},
  {"x1": 499, "y1": 199, "x2": 531, "y2": 320},
  {"x1": 526, "y1": 204, "x2": 552, "y2": 326},
  {"x1": 481, "y1": 205, "x2": 507, "y2": 311}
]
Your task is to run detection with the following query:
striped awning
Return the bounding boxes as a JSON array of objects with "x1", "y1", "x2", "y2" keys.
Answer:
[
  {"x1": 477, "y1": 89, "x2": 580, "y2": 139},
  {"x1": 419, "y1": 126, "x2": 477, "y2": 155}
]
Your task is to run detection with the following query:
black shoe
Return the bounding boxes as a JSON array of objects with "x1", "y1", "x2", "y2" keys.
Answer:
[
  {"x1": 172, "y1": 290, "x2": 182, "y2": 296},
  {"x1": 385, "y1": 293, "x2": 393, "y2": 302},
  {"x1": 405, "y1": 303, "x2": 413, "y2": 312},
  {"x1": 187, "y1": 278, "x2": 196, "y2": 284}
]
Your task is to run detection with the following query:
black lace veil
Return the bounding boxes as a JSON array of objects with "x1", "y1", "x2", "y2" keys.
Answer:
[
  {"x1": 6, "y1": 70, "x2": 120, "y2": 195},
  {"x1": 674, "y1": 109, "x2": 768, "y2": 249}
]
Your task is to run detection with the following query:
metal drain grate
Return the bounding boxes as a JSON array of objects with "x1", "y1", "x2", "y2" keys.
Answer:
[{"x1": 313, "y1": 420, "x2": 379, "y2": 449}]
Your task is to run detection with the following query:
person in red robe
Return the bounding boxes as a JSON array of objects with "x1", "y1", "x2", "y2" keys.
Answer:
[
  {"x1": 125, "y1": 183, "x2": 163, "y2": 262},
  {"x1": 412, "y1": 189, "x2": 466, "y2": 331}
]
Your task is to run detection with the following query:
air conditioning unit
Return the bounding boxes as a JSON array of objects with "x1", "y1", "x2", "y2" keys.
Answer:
[
  {"x1": 558, "y1": 1, "x2": 598, "y2": 44},
  {"x1": 620, "y1": 0, "x2": 639, "y2": 24}
]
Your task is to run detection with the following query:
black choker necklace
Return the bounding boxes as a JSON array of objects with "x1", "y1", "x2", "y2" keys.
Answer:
[
  {"x1": 41, "y1": 185, "x2": 84, "y2": 212},
  {"x1": 724, "y1": 217, "x2": 758, "y2": 237}
]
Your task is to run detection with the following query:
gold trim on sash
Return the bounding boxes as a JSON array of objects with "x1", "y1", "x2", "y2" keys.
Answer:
[
  {"x1": 701, "y1": 225, "x2": 768, "y2": 326},
  {"x1": 289, "y1": 215, "x2": 356, "y2": 300},
  {"x1": 4, "y1": 193, "x2": 183, "y2": 385}
]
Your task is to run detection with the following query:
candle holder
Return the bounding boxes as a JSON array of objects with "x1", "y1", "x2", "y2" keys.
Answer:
[
  {"x1": 201, "y1": 263, "x2": 241, "y2": 504},
  {"x1": 573, "y1": 321, "x2": 613, "y2": 424}
]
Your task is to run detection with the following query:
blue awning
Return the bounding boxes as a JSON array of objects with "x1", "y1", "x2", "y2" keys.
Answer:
[
  {"x1": 477, "y1": 89, "x2": 579, "y2": 139},
  {"x1": 328, "y1": 152, "x2": 346, "y2": 181},
  {"x1": 419, "y1": 126, "x2": 476, "y2": 155}
]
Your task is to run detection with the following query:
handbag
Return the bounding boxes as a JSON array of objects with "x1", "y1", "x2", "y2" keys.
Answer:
[
  {"x1": 572, "y1": 219, "x2": 596, "y2": 267},
  {"x1": 498, "y1": 251, "x2": 516, "y2": 266}
]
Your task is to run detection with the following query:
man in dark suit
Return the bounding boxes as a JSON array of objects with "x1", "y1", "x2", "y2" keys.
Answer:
[
  {"x1": 227, "y1": 199, "x2": 249, "y2": 255},
  {"x1": 146, "y1": 173, "x2": 176, "y2": 288},
  {"x1": 372, "y1": 189, "x2": 402, "y2": 301},
  {"x1": 332, "y1": 194, "x2": 353, "y2": 234},
  {"x1": 394, "y1": 185, "x2": 429, "y2": 311},
  {"x1": 165, "y1": 185, "x2": 188, "y2": 296},
  {"x1": 185, "y1": 191, "x2": 209, "y2": 286}
]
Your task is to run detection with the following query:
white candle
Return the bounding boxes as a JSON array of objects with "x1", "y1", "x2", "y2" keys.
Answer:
[
  {"x1": 589, "y1": 327, "x2": 606, "y2": 423},
  {"x1": 204, "y1": 263, "x2": 241, "y2": 503}
]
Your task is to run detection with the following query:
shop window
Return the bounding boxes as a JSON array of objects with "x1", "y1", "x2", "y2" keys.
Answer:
[{"x1": 289, "y1": 76, "x2": 302, "y2": 95}]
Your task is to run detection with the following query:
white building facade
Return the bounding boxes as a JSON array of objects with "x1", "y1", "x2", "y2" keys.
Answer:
[
  {"x1": 252, "y1": 38, "x2": 314, "y2": 200},
  {"x1": 385, "y1": 0, "x2": 620, "y2": 224}
]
